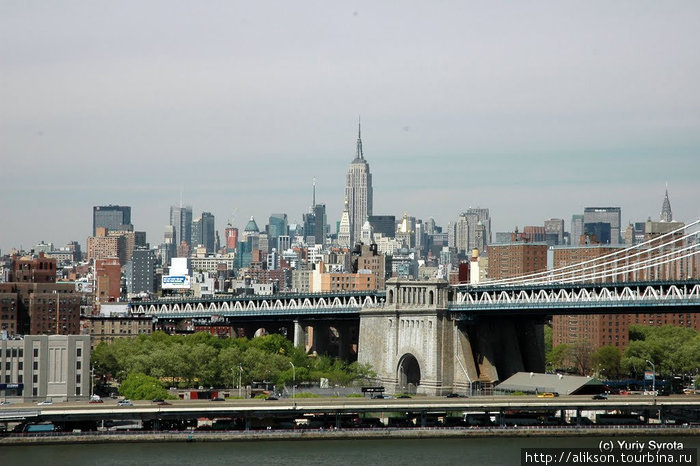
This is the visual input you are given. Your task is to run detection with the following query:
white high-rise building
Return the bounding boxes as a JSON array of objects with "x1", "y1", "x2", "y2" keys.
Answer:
[
  {"x1": 344, "y1": 120, "x2": 373, "y2": 245},
  {"x1": 338, "y1": 200, "x2": 352, "y2": 247}
]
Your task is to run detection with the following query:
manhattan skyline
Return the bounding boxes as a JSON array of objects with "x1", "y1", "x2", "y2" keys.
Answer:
[{"x1": 1, "y1": 2, "x2": 699, "y2": 252}]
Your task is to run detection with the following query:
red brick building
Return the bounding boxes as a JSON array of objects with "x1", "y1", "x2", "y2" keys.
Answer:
[
  {"x1": 95, "y1": 258, "x2": 122, "y2": 304},
  {"x1": 487, "y1": 243, "x2": 548, "y2": 280},
  {"x1": 10, "y1": 253, "x2": 56, "y2": 283},
  {"x1": 0, "y1": 282, "x2": 80, "y2": 336},
  {"x1": 552, "y1": 244, "x2": 700, "y2": 350}
]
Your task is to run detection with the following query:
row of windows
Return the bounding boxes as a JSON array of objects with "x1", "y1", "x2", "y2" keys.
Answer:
[{"x1": 1, "y1": 348, "x2": 24, "y2": 358}]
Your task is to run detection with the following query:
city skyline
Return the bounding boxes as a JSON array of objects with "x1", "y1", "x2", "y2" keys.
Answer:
[{"x1": 2, "y1": 2, "x2": 699, "y2": 252}]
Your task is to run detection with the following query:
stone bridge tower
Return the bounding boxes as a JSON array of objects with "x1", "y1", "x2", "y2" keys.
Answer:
[{"x1": 358, "y1": 278, "x2": 544, "y2": 395}]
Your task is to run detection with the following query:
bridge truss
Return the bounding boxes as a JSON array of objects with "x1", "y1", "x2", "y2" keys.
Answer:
[{"x1": 451, "y1": 280, "x2": 700, "y2": 315}]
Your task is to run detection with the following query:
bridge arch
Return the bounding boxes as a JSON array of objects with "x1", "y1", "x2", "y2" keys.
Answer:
[{"x1": 397, "y1": 353, "x2": 421, "y2": 394}]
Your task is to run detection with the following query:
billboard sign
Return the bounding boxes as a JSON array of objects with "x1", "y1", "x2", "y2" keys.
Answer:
[
  {"x1": 644, "y1": 370, "x2": 654, "y2": 381},
  {"x1": 162, "y1": 275, "x2": 191, "y2": 290}
]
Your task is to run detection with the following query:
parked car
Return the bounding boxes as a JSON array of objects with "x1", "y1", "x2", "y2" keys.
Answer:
[
  {"x1": 537, "y1": 392, "x2": 559, "y2": 398},
  {"x1": 210, "y1": 397, "x2": 225, "y2": 402},
  {"x1": 117, "y1": 399, "x2": 133, "y2": 406},
  {"x1": 592, "y1": 394, "x2": 608, "y2": 400},
  {"x1": 265, "y1": 396, "x2": 279, "y2": 401},
  {"x1": 0, "y1": 401, "x2": 11, "y2": 406},
  {"x1": 444, "y1": 393, "x2": 462, "y2": 398},
  {"x1": 37, "y1": 400, "x2": 53, "y2": 405},
  {"x1": 89, "y1": 396, "x2": 103, "y2": 404}
]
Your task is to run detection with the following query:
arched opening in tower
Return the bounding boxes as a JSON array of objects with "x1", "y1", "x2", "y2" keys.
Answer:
[{"x1": 398, "y1": 353, "x2": 421, "y2": 394}]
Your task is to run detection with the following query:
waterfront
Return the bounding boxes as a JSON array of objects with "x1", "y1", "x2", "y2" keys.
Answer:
[{"x1": 3, "y1": 435, "x2": 700, "y2": 466}]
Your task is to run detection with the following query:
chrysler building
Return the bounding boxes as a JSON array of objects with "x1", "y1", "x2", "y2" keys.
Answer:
[{"x1": 344, "y1": 120, "x2": 373, "y2": 245}]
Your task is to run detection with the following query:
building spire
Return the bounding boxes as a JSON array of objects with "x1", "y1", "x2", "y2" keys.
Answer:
[
  {"x1": 312, "y1": 177, "x2": 316, "y2": 208},
  {"x1": 355, "y1": 116, "x2": 364, "y2": 160},
  {"x1": 660, "y1": 184, "x2": 673, "y2": 222}
]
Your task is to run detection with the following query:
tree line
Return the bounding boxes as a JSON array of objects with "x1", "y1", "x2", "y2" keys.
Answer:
[
  {"x1": 91, "y1": 331, "x2": 375, "y2": 399},
  {"x1": 546, "y1": 324, "x2": 700, "y2": 381}
]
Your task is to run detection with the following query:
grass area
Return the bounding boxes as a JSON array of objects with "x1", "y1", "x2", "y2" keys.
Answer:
[{"x1": 294, "y1": 392, "x2": 321, "y2": 398}]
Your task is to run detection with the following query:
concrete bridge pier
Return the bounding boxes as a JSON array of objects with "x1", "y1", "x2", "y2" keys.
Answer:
[{"x1": 293, "y1": 320, "x2": 306, "y2": 349}]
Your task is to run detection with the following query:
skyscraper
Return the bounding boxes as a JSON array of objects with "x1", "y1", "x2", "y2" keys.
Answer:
[
  {"x1": 344, "y1": 120, "x2": 373, "y2": 245},
  {"x1": 453, "y1": 208, "x2": 491, "y2": 255},
  {"x1": 93, "y1": 205, "x2": 132, "y2": 236},
  {"x1": 338, "y1": 200, "x2": 351, "y2": 247},
  {"x1": 583, "y1": 207, "x2": 621, "y2": 245},
  {"x1": 267, "y1": 214, "x2": 289, "y2": 244},
  {"x1": 571, "y1": 214, "x2": 584, "y2": 246},
  {"x1": 192, "y1": 212, "x2": 216, "y2": 253},
  {"x1": 170, "y1": 205, "x2": 193, "y2": 252}
]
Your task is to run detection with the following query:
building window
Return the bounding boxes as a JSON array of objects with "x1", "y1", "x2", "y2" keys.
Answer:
[
  {"x1": 76, "y1": 374, "x2": 81, "y2": 384},
  {"x1": 76, "y1": 347, "x2": 82, "y2": 357},
  {"x1": 76, "y1": 361, "x2": 81, "y2": 370},
  {"x1": 76, "y1": 387, "x2": 81, "y2": 396},
  {"x1": 33, "y1": 387, "x2": 38, "y2": 396},
  {"x1": 33, "y1": 374, "x2": 38, "y2": 383},
  {"x1": 33, "y1": 361, "x2": 38, "y2": 370},
  {"x1": 34, "y1": 348, "x2": 39, "y2": 358}
]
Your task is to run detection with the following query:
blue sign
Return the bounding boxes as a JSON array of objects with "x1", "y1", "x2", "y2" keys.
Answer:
[
  {"x1": 163, "y1": 276, "x2": 187, "y2": 284},
  {"x1": 0, "y1": 383, "x2": 24, "y2": 389}
]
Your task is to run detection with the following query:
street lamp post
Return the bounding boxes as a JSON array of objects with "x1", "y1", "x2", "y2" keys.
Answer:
[
  {"x1": 289, "y1": 361, "x2": 296, "y2": 407},
  {"x1": 238, "y1": 364, "x2": 243, "y2": 399},
  {"x1": 646, "y1": 360, "x2": 656, "y2": 396}
]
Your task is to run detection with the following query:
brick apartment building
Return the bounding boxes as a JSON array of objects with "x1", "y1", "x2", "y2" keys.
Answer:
[{"x1": 551, "y1": 239, "x2": 700, "y2": 350}]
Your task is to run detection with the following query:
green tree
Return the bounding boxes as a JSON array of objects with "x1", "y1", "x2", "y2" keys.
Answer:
[
  {"x1": 544, "y1": 325, "x2": 553, "y2": 356},
  {"x1": 591, "y1": 345, "x2": 621, "y2": 379},
  {"x1": 547, "y1": 344, "x2": 571, "y2": 371},
  {"x1": 119, "y1": 372, "x2": 170, "y2": 400}
]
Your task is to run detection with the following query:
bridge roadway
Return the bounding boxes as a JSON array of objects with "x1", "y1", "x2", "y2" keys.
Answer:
[
  {"x1": 450, "y1": 280, "x2": 700, "y2": 316},
  {"x1": 3, "y1": 395, "x2": 700, "y2": 424},
  {"x1": 132, "y1": 280, "x2": 700, "y2": 320}
]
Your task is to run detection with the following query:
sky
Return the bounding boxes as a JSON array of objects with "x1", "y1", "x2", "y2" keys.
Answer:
[{"x1": 1, "y1": 1, "x2": 699, "y2": 252}]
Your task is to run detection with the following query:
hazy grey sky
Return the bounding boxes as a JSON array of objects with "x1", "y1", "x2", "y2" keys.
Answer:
[{"x1": 1, "y1": 1, "x2": 699, "y2": 252}]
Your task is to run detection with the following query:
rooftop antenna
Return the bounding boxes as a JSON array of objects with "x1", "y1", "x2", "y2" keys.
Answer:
[{"x1": 312, "y1": 177, "x2": 316, "y2": 208}]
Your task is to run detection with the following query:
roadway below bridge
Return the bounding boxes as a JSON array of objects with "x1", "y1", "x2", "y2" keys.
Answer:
[{"x1": 4, "y1": 394, "x2": 700, "y2": 421}]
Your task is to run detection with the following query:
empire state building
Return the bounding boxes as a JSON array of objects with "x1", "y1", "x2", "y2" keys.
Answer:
[{"x1": 344, "y1": 121, "x2": 373, "y2": 245}]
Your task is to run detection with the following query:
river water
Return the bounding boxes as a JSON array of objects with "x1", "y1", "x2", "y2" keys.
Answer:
[{"x1": 2, "y1": 435, "x2": 699, "y2": 465}]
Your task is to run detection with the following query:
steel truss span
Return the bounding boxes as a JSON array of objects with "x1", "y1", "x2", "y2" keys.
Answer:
[
  {"x1": 130, "y1": 293, "x2": 384, "y2": 318},
  {"x1": 451, "y1": 281, "x2": 700, "y2": 313}
]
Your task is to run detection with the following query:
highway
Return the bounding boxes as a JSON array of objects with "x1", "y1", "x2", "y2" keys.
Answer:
[{"x1": 3, "y1": 394, "x2": 700, "y2": 420}]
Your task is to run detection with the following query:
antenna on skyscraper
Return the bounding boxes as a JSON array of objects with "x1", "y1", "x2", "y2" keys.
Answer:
[
  {"x1": 312, "y1": 177, "x2": 316, "y2": 209},
  {"x1": 356, "y1": 116, "x2": 363, "y2": 160}
]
